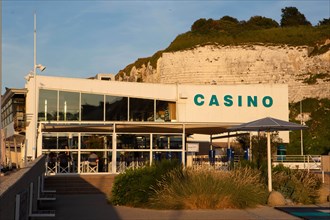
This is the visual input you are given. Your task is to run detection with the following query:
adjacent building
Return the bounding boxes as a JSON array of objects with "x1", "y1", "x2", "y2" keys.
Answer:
[{"x1": 1, "y1": 88, "x2": 27, "y2": 169}]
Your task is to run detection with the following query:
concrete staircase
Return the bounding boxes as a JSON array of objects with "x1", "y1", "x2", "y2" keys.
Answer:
[{"x1": 44, "y1": 175, "x2": 116, "y2": 195}]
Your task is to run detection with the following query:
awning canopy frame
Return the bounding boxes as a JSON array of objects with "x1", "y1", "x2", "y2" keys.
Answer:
[{"x1": 40, "y1": 121, "x2": 237, "y2": 135}]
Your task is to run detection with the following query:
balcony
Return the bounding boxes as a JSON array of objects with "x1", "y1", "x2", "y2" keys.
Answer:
[{"x1": 13, "y1": 112, "x2": 26, "y2": 133}]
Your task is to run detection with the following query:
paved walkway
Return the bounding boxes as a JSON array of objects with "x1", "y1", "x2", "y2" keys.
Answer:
[{"x1": 38, "y1": 194, "x2": 311, "y2": 220}]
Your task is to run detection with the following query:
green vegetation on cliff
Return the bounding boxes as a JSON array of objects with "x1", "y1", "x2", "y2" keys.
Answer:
[
  {"x1": 165, "y1": 25, "x2": 329, "y2": 52},
  {"x1": 116, "y1": 7, "x2": 329, "y2": 79},
  {"x1": 288, "y1": 98, "x2": 330, "y2": 155}
]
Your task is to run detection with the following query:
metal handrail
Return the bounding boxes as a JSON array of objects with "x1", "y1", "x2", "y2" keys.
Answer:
[{"x1": 272, "y1": 154, "x2": 321, "y2": 162}]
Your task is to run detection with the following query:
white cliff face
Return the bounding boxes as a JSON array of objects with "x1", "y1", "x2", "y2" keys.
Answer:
[{"x1": 119, "y1": 44, "x2": 330, "y2": 102}]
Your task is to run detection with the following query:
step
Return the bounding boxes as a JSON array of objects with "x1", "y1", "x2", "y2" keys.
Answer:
[{"x1": 44, "y1": 174, "x2": 116, "y2": 195}]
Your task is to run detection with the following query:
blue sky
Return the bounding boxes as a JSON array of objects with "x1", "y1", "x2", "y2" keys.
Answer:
[{"x1": 2, "y1": 0, "x2": 329, "y2": 91}]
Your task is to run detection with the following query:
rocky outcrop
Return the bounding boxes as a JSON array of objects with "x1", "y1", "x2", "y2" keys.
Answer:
[{"x1": 117, "y1": 44, "x2": 330, "y2": 102}]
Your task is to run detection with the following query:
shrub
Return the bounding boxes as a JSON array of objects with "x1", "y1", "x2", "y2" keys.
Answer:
[
  {"x1": 272, "y1": 166, "x2": 322, "y2": 204},
  {"x1": 236, "y1": 160, "x2": 259, "y2": 170},
  {"x1": 246, "y1": 16, "x2": 279, "y2": 29},
  {"x1": 272, "y1": 163, "x2": 291, "y2": 174},
  {"x1": 109, "y1": 160, "x2": 180, "y2": 207},
  {"x1": 289, "y1": 98, "x2": 330, "y2": 155},
  {"x1": 149, "y1": 167, "x2": 268, "y2": 209}
]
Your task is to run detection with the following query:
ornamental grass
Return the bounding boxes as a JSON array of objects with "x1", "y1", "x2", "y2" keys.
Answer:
[
  {"x1": 148, "y1": 167, "x2": 268, "y2": 209},
  {"x1": 272, "y1": 165, "x2": 322, "y2": 204}
]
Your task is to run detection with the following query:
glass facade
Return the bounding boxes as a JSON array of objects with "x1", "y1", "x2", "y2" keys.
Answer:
[
  {"x1": 38, "y1": 89, "x2": 176, "y2": 123},
  {"x1": 1, "y1": 95, "x2": 26, "y2": 129},
  {"x1": 156, "y1": 100, "x2": 176, "y2": 121},
  {"x1": 129, "y1": 98, "x2": 154, "y2": 121},
  {"x1": 43, "y1": 132, "x2": 183, "y2": 174},
  {"x1": 81, "y1": 93, "x2": 104, "y2": 121},
  {"x1": 153, "y1": 135, "x2": 182, "y2": 149},
  {"x1": 39, "y1": 89, "x2": 57, "y2": 121},
  {"x1": 40, "y1": 89, "x2": 180, "y2": 174},
  {"x1": 59, "y1": 91, "x2": 79, "y2": 121},
  {"x1": 43, "y1": 133, "x2": 79, "y2": 150},
  {"x1": 105, "y1": 96, "x2": 128, "y2": 121},
  {"x1": 117, "y1": 134, "x2": 150, "y2": 149}
]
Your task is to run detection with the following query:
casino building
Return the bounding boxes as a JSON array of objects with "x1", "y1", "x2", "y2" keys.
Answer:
[{"x1": 22, "y1": 74, "x2": 288, "y2": 174}]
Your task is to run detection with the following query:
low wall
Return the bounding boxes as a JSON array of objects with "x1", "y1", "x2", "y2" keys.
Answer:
[{"x1": 0, "y1": 156, "x2": 46, "y2": 220}]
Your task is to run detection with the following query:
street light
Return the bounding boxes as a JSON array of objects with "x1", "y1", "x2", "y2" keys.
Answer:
[
  {"x1": 33, "y1": 63, "x2": 46, "y2": 159},
  {"x1": 32, "y1": 11, "x2": 46, "y2": 160},
  {"x1": 36, "y1": 64, "x2": 46, "y2": 72},
  {"x1": 300, "y1": 99, "x2": 304, "y2": 156}
]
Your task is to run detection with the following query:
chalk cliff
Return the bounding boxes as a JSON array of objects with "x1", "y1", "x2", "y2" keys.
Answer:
[{"x1": 116, "y1": 43, "x2": 330, "y2": 102}]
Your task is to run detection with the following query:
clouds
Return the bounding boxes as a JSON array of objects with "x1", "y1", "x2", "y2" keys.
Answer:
[{"x1": 2, "y1": 1, "x2": 329, "y2": 91}]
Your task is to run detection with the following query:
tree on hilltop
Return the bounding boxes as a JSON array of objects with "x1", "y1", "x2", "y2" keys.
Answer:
[
  {"x1": 219, "y1": 15, "x2": 240, "y2": 24},
  {"x1": 317, "y1": 18, "x2": 330, "y2": 26},
  {"x1": 246, "y1": 16, "x2": 279, "y2": 29},
  {"x1": 281, "y1": 7, "x2": 312, "y2": 27},
  {"x1": 191, "y1": 18, "x2": 217, "y2": 33}
]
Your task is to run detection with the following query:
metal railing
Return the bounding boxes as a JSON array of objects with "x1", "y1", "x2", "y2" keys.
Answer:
[
  {"x1": 272, "y1": 154, "x2": 322, "y2": 171},
  {"x1": 190, "y1": 154, "x2": 322, "y2": 171}
]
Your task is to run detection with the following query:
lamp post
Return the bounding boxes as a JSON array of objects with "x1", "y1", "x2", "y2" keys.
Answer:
[
  {"x1": 300, "y1": 99, "x2": 304, "y2": 156},
  {"x1": 32, "y1": 12, "x2": 46, "y2": 159}
]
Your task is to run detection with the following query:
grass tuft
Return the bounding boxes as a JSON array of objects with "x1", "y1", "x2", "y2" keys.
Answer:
[
  {"x1": 273, "y1": 167, "x2": 322, "y2": 204},
  {"x1": 149, "y1": 167, "x2": 268, "y2": 209}
]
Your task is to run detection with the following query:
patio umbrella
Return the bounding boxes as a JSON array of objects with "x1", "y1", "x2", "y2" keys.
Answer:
[{"x1": 229, "y1": 117, "x2": 308, "y2": 192}]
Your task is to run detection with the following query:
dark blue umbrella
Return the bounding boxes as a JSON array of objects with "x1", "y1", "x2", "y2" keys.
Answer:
[
  {"x1": 229, "y1": 117, "x2": 308, "y2": 192},
  {"x1": 230, "y1": 117, "x2": 308, "y2": 132}
]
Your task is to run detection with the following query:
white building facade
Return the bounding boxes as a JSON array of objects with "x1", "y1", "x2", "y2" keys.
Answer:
[{"x1": 24, "y1": 74, "x2": 288, "y2": 174}]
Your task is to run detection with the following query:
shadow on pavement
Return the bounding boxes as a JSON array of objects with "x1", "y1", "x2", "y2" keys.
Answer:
[{"x1": 54, "y1": 194, "x2": 122, "y2": 220}]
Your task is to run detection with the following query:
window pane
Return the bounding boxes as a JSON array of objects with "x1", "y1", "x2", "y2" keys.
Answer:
[
  {"x1": 59, "y1": 91, "x2": 80, "y2": 121},
  {"x1": 153, "y1": 135, "x2": 182, "y2": 149},
  {"x1": 129, "y1": 98, "x2": 154, "y2": 121},
  {"x1": 117, "y1": 151, "x2": 149, "y2": 172},
  {"x1": 43, "y1": 134, "x2": 58, "y2": 149},
  {"x1": 153, "y1": 152, "x2": 182, "y2": 162},
  {"x1": 81, "y1": 134, "x2": 110, "y2": 149},
  {"x1": 39, "y1": 89, "x2": 57, "y2": 121},
  {"x1": 105, "y1": 96, "x2": 128, "y2": 121},
  {"x1": 117, "y1": 134, "x2": 150, "y2": 149},
  {"x1": 80, "y1": 151, "x2": 112, "y2": 173},
  {"x1": 156, "y1": 100, "x2": 176, "y2": 122},
  {"x1": 81, "y1": 93, "x2": 104, "y2": 121}
]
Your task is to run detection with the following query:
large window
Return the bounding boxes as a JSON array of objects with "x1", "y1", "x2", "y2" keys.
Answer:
[
  {"x1": 1, "y1": 99, "x2": 12, "y2": 127},
  {"x1": 129, "y1": 98, "x2": 154, "y2": 121},
  {"x1": 156, "y1": 100, "x2": 176, "y2": 122},
  {"x1": 39, "y1": 89, "x2": 57, "y2": 121},
  {"x1": 81, "y1": 134, "x2": 112, "y2": 149},
  {"x1": 105, "y1": 96, "x2": 128, "y2": 121},
  {"x1": 117, "y1": 134, "x2": 150, "y2": 149},
  {"x1": 81, "y1": 93, "x2": 104, "y2": 121},
  {"x1": 43, "y1": 133, "x2": 78, "y2": 150},
  {"x1": 153, "y1": 135, "x2": 182, "y2": 149},
  {"x1": 80, "y1": 134, "x2": 113, "y2": 172},
  {"x1": 43, "y1": 134, "x2": 58, "y2": 149},
  {"x1": 38, "y1": 90, "x2": 176, "y2": 123},
  {"x1": 59, "y1": 91, "x2": 80, "y2": 121}
]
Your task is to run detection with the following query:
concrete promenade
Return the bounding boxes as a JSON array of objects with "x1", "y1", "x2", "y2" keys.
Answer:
[{"x1": 44, "y1": 194, "x2": 305, "y2": 220}]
